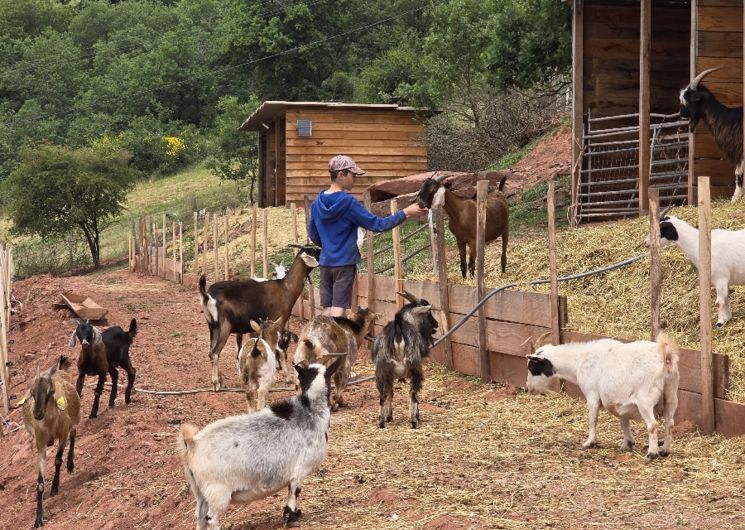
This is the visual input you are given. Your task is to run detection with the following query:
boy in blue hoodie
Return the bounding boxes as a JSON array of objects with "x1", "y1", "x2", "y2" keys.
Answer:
[{"x1": 308, "y1": 155, "x2": 427, "y2": 317}]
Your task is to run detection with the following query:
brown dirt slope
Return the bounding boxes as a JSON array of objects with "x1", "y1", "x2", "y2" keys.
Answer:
[{"x1": 1, "y1": 267, "x2": 744, "y2": 529}]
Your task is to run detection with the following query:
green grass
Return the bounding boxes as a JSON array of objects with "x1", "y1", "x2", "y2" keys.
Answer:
[{"x1": 509, "y1": 174, "x2": 572, "y2": 237}]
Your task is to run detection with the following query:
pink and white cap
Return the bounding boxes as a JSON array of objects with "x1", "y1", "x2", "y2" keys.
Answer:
[{"x1": 328, "y1": 154, "x2": 365, "y2": 175}]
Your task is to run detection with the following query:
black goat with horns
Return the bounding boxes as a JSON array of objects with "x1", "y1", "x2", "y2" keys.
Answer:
[{"x1": 679, "y1": 67, "x2": 744, "y2": 202}]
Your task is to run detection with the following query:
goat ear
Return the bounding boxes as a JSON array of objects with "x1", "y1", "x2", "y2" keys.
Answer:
[
  {"x1": 300, "y1": 253, "x2": 319, "y2": 267},
  {"x1": 68, "y1": 330, "x2": 77, "y2": 347},
  {"x1": 250, "y1": 320, "x2": 261, "y2": 333},
  {"x1": 397, "y1": 290, "x2": 419, "y2": 304}
]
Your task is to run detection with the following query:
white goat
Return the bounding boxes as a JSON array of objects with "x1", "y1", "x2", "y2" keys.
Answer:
[
  {"x1": 178, "y1": 358, "x2": 343, "y2": 530},
  {"x1": 647, "y1": 215, "x2": 745, "y2": 327},
  {"x1": 526, "y1": 332, "x2": 680, "y2": 459}
]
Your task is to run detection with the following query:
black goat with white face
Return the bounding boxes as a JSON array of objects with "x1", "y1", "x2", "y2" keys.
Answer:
[
  {"x1": 679, "y1": 67, "x2": 744, "y2": 202},
  {"x1": 372, "y1": 291, "x2": 438, "y2": 429}
]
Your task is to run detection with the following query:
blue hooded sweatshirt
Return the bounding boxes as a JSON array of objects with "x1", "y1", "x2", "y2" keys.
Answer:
[{"x1": 309, "y1": 190, "x2": 406, "y2": 267}]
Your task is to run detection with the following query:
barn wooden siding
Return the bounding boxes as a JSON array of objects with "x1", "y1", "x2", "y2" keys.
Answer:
[{"x1": 283, "y1": 108, "x2": 427, "y2": 204}]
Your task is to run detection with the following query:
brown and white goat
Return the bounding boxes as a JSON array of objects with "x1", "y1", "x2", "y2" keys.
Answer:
[
  {"x1": 68, "y1": 318, "x2": 138, "y2": 419},
  {"x1": 373, "y1": 292, "x2": 438, "y2": 428},
  {"x1": 21, "y1": 356, "x2": 81, "y2": 528},
  {"x1": 199, "y1": 245, "x2": 320, "y2": 390},
  {"x1": 237, "y1": 317, "x2": 283, "y2": 412},
  {"x1": 294, "y1": 308, "x2": 379, "y2": 410},
  {"x1": 417, "y1": 174, "x2": 509, "y2": 278}
]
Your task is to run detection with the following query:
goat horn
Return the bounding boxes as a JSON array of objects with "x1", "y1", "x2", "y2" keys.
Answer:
[
  {"x1": 321, "y1": 352, "x2": 348, "y2": 357},
  {"x1": 660, "y1": 205, "x2": 673, "y2": 218},
  {"x1": 690, "y1": 67, "x2": 720, "y2": 90},
  {"x1": 397, "y1": 290, "x2": 419, "y2": 303},
  {"x1": 433, "y1": 172, "x2": 447, "y2": 184}
]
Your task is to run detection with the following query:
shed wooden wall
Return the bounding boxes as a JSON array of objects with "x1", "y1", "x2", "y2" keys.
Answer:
[
  {"x1": 283, "y1": 108, "x2": 427, "y2": 203},
  {"x1": 692, "y1": 0, "x2": 743, "y2": 199},
  {"x1": 583, "y1": 3, "x2": 690, "y2": 117}
]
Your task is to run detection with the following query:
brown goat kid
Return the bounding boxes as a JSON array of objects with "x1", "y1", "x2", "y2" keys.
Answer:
[
  {"x1": 22, "y1": 356, "x2": 81, "y2": 528},
  {"x1": 199, "y1": 245, "x2": 320, "y2": 390},
  {"x1": 294, "y1": 308, "x2": 379, "y2": 410},
  {"x1": 237, "y1": 317, "x2": 283, "y2": 412},
  {"x1": 417, "y1": 174, "x2": 509, "y2": 278}
]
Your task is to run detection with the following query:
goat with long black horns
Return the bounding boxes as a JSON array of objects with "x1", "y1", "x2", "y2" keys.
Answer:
[{"x1": 679, "y1": 67, "x2": 744, "y2": 202}]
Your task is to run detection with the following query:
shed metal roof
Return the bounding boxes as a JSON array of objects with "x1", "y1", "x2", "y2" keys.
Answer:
[{"x1": 239, "y1": 101, "x2": 434, "y2": 131}]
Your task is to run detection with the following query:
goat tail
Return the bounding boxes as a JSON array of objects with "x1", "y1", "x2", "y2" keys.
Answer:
[
  {"x1": 198, "y1": 274, "x2": 208, "y2": 303},
  {"x1": 656, "y1": 331, "x2": 680, "y2": 374},
  {"x1": 128, "y1": 318, "x2": 138, "y2": 339},
  {"x1": 177, "y1": 423, "x2": 200, "y2": 464}
]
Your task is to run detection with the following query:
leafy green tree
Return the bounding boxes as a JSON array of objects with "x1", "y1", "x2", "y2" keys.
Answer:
[
  {"x1": 4, "y1": 143, "x2": 137, "y2": 267},
  {"x1": 206, "y1": 95, "x2": 260, "y2": 202}
]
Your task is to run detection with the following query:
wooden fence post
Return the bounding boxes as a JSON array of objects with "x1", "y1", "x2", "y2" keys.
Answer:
[
  {"x1": 172, "y1": 220, "x2": 177, "y2": 280},
  {"x1": 262, "y1": 208, "x2": 269, "y2": 278},
  {"x1": 251, "y1": 204, "x2": 257, "y2": 278},
  {"x1": 0, "y1": 247, "x2": 7, "y2": 418},
  {"x1": 476, "y1": 180, "x2": 489, "y2": 381},
  {"x1": 304, "y1": 195, "x2": 316, "y2": 318},
  {"x1": 290, "y1": 203, "x2": 298, "y2": 244},
  {"x1": 391, "y1": 198, "x2": 404, "y2": 310},
  {"x1": 548, "y1": 181, "x2": 561, "y2": 345},
  {"x1": 213, "y1": 214, "x2": 219, "y2": 280},
  {"x1": 434, "y1": 203, "x2": 454, "y2": 369},
  {"x1": 203, "y1": 212, "x2": 210, "y2": 278},
  {"x1": 698, "y1": 176, "x2": 715, "y2": 434},
  {"x1": 179, "y1": 222, "x2": 184, "y2": 283},
  {"x1": 648, "y1": 187, "x2": 662, "y2": 340},
  {"x1": 224, "y1": 211, "x2": 229, "y2": 280},
  {"x1": 193, "y1": 211, "x2": 199, "y2": 274},
  {"x1": 162, "y1": 214, "x2": 167, "y2": 277},
  {"x1": 364, "y1": 192, "x2": 375, "y2": 314}
]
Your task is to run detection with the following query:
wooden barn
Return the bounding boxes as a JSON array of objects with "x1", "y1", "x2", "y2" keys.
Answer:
[
  {"x1": 239, "y1": 102, "x2": 431, "y2": 207},
  {"x1": 569, "y1": 0, "x2": 744, "y2": 224}
]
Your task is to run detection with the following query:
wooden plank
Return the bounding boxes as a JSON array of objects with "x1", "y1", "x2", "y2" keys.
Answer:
[
  {"x1": 285, "y1": 109, "x2": 424, "y2": 125},
  {"x1": 649, "y1": 188, "x2": 662, "y2": 340},
  {"x1": 476, "y1": 180, "x2": 489, "y2": 381},
  {"x1": 305, "y1": 195, "x2": 316, "y2": 319},
  {"x1": 288, "y1": 122, "x2": 424, "y2": 133},
  {"x1": 698, "y1": 30, "x2": 744, "y2": 58},
  {"x1": 262, "y1": 208, "x2": 269, "y2": 278},
  {"x1": 547, "y1": 182, "x2": 561, "y2": 345},
  {"x1": 364, "y1": 193, "x2": 375, "y2": 314},
  {"x1": 639, "y1": 0, "x2": 651, "y2": 215},
  {"x1": 698, "y1": 176, "x2": 715, "y2": 434},
  {"x1": 698, "y1": 56, "x2": 743, "y2": 81},
  {"x1": 490, "y1": 352, "x2": 529, "y2": 389},
  {"x1": 699, "y1": 7, "x2": 743, "y2": 33},
  {"x1": 699, "y1": 0, "x2": 742, "y2": 7},
  {"x1": 213, "y1": 213, "x2": 219, "y2": 280},
  {"x1": 202, "y1": 212, "x2": 209, "y2": 278},
  {"x1": 179, "y1": 221, "x2": 184, "y2": 283},
  {"x1": 677, "y1": 389, "x2": 745, "y2": 437},
  {"x1": 391, "y1": 198, "x2": 404, "y2": 310},
  {"x1": 286, "y1": 137, "x2": 424, "y2": 148},
  {"x1": 286, "y1": 129, "x2": 425, "y2": 141},
  {"x1": 251, "y1": 203, "x2": 257, "y2": 278},
  {"x1": 572, "y1": 0, "x2": 584, "y2": 227},
  {"x1": 224, "y1": 212, "x2": 229, "y2": 280},
  {"x1": 281, "y1": 146, "x2": 426, "y2": 156}
]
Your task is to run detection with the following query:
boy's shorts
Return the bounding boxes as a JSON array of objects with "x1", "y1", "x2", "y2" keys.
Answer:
[{"x1": 319, "y1": 265, "x2": 356, "y2": 309}]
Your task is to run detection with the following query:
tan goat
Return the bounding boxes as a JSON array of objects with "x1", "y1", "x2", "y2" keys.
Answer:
[
  {"x1": 21, "y1": 356, "x2": 81, "y2": 528},
  {"x1": 237, "y1": 317, "x2": 283, "y2": 412},
  {"x1": 294, "y1": 308, "x2": 379, "y2": 410}
]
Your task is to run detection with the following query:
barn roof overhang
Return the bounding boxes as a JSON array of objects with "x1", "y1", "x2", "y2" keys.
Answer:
[{"x1": 239, "y1": 101, "x2": 437, "y2": 132}]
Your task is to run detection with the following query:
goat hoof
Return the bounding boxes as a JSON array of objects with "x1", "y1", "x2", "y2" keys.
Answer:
[
  {"x1": 581, "y1": 441, "x2": 598, "y2": 449},
  {"x1": 378, "y1": 421, "x2": 385, "y2": 428},
  {"x1": 411, "y1": 422, "x2": 417, "y2": 429},
  {"x1": 67, "y1": 463, "x2": 74, "y2": 473},
  {"x1": 34, "y1": 517, "x2": 43, "y2": 528}
]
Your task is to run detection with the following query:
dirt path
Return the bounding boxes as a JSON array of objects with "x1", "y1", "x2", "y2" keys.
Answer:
[{"x1": 1, "y1": 267, "x2": 744, "y2": 529}]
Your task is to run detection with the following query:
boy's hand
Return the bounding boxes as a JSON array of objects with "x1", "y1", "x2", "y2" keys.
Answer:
[{"x1": 403, "y1": 203, "x2": 428, "y2": 219}]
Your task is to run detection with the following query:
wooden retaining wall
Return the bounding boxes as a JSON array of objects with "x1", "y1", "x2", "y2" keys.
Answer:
[{"x1": 292, "y1": 272, "x2": 745, "y2": 437}]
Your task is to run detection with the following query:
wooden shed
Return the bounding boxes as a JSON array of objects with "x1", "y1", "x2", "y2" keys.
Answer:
[
  {"x1": 569, "y1": 0, "x2": 743, "y2": 224},
  {"x1": 239, "y1": 102, "x2": 431, "y2": 207}
]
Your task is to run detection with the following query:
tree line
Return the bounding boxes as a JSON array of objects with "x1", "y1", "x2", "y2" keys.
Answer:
[{"x1": 0, "y1": 0, "x2": 570, "y2": 267}]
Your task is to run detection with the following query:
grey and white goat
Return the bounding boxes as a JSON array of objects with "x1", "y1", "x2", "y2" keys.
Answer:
[
  {"x1": 178, "y1": 358, "x2": 343, "y2": 530},
  {"x1": 373, "y1": 291, "x2": 438, "y2": 429},
  {"x1": 236, "y1": 317, "x2": 284, "y2": 412},
  {"x1": 526, "y1": 332, "x2": 680, "y2": 459}
]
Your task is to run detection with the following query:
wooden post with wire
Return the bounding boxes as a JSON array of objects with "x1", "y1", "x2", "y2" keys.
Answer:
[
  {"x1": 433, "y1": 202, "x2": 453, "y2": 369},
  {"x1": 162, "y1": 214, "x2": 167, "y2": 277},
  {"x1": 697, "y1": 176, "x2": 715, "y2": 434},
  {"x1": 193, "y1": 211, "x2": 199, "y2": 274},
  {"x1": 172, "y1": 220, "x2": 177, "y2": 280},
  {"x1": 476, "y1": 180, "x2": 489, "y2": 381},
  {"x1": 179, "y1": 221, "x2": 184, "y2": 283},
  {"x1": 290, "y1": 202, "x2": 304, "y2": 320},
  {"x1": 224, "y1": 211, "x2": 229, "y2": 280},
  {"x1": 391, "y1": 198, "x2": 404, "y2": 311},
  {"x1": 547, "y1": 181, "x2": 561, "y2": 346},
  {"x1": 304, "y1": 195, "x2": 316, "y2": 318},
  {"x1": 203, "y1": 211, "x2": 209, "y2": 278},
  {"x1": 0, "y1": 247, "x2": 8, "y2": 419},
  {"x1": 648, "y1": 187, "x2": 662, "y2": 340},
  {"x1": 364, "y1": 192, "x2": 375, "y2": 313},
  {"x1": 213, "y1": 213, "x2": 219, "y2": 280},
  {"x1": 251, "y1": 204, "x2": 257, "y2": 278},
  {"x1": 262, "y1": 208, "x2": 269, "y2": 278}
]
